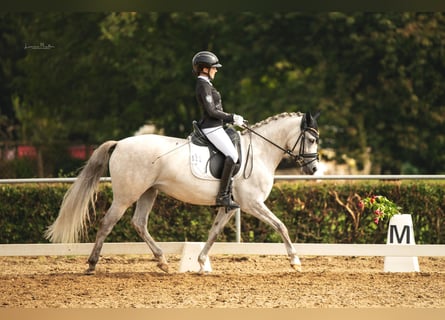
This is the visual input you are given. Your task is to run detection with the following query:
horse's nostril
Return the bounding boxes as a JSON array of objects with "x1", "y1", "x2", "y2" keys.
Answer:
[{"x1": 312, "y1": 167, "x2": 317, "y2": 173}]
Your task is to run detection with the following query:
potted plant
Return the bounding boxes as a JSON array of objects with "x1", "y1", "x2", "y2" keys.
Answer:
[{"x1": 358, "y1": 195, "x2": 402, "y2": 225}]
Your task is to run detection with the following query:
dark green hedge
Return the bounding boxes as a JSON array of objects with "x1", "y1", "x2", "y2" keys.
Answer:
[{"x1": 0, "y1": 181, "x2": 444, "y2": 244}]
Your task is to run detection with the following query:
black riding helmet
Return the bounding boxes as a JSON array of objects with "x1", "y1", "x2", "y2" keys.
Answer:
[{"x1": 192, "y1": 51, "x2": 222, "y2": 76}]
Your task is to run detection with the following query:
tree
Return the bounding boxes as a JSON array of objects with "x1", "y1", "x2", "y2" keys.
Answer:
[
  {"x1": 0, "y1": 13, "x2": 25, "y2": 142},
  {"x1": 316, "y1": 13, "x2": 445, "y2": 173},
  {"x1": 4, "y1": 12, "x2": 445, "y2": 176},
  {"x1": 12, "y1": 13, "x2": 142, "y2": 175}
]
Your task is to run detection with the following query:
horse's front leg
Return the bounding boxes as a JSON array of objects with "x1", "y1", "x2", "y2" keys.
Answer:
[
  {"x1": 245, "y1": 201, "x2": 301, "y2": 271},
  {"x1": 198, "y1": 207, "x2": 236, "y2": 273}
]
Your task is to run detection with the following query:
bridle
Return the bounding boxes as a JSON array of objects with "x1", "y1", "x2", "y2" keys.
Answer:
[
  {"x1": 289, "y1": 127, "x2": 320, "y2": 168},
  {"x1": 242, "y1": 124, "x2": 319, "y2": 168}
]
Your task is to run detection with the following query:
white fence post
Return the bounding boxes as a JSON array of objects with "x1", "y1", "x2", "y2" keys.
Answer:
[{"x1": 235, "y1": 208, "x2": 241, "y2": 243}]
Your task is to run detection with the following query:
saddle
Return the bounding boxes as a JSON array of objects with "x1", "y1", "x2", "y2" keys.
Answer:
[{"x1": 189, "y1": 121, "x2": 242, "y2": 179}]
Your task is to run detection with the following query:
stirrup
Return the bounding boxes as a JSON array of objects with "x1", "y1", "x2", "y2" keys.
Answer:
[{"x1": 216, "y1": 194, "x2": 240, "y2": 210}]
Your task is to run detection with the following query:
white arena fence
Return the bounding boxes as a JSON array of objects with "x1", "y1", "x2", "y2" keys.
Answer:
[
  {"x1": 1, "y1": 174, "x2": 445, "y2": 184},
  {"x1": 0, "y1": 175, "x2": 444, "y2": 258},
  {"x1": 0, "y1": 242, "x2": 444, "y2": 257}
]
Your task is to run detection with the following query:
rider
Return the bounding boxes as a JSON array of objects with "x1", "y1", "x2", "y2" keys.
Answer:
[{"x1": 192, "y1": 50, "x2": 244, "y2": 209}]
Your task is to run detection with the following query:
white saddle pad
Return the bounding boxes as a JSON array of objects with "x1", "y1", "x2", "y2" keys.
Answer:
[{"x1": 188, "y1": 137, "x2": 242, "y2": 181}]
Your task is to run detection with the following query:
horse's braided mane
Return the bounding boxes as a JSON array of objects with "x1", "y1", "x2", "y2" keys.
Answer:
[{"x1": 240, "y1": 112, "x2": 303, "y2": 135}]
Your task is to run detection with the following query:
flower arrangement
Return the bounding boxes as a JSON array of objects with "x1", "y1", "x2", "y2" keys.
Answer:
[{"x1": 358, "y1": 195, "x2": 402, "y2": 224}]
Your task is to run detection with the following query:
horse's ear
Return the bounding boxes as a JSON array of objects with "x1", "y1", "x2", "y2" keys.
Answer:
[
  {"x1": 313, "y1": 110, "x2": 321, "y2": 120},
  {"x1": 304, "y1": 111, "x2": 319, "y2": 130},
  {"x1": 305, "y1": 111, "x2": 313, "y2": 127}
]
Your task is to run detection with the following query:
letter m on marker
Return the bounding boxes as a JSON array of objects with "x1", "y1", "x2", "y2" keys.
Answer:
[{"x1": 389, "y1": 225, "x2": 410, "y2": 244}]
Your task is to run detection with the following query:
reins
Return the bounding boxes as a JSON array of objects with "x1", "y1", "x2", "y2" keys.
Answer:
[
  {"x1": 241, "y1": 122, "x2": 319, "y2": 170},
  {"x1": 242, "y1": 126, "x2": 254, "y2": 179}
]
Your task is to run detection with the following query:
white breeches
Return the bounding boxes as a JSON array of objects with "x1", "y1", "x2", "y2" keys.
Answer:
[{"x1": 202, "y1": 126, "x2": 238, "y2": 163}]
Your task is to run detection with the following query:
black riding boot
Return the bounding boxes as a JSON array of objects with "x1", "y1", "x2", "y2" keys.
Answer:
[{"x1": 216, "y1": 157, "x2": 240, "y2": 209}]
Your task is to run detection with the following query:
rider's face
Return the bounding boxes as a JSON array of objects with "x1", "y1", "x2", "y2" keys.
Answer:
[{"x1": 206, "y1": 67, "x2": 218, "y2": 80}]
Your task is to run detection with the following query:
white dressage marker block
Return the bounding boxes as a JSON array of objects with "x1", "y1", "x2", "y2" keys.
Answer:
[
  {"x1": 384, "y1": 214, "x2": 420, "y2": 272},
  {"x1": 179, "y1": 242, "x2": 212, "y2": 273}
]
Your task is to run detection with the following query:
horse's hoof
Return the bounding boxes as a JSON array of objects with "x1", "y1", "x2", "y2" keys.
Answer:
[
  {"x1": 157, "y1": 262, "x2": 169, "y2": 273},
  {"x1": 84, "y1": 267, "x2": 96, "y2": 275},
  {"x1": 291, "y1": 264, "x2": 302, "y2": 272},
  {"x1": 198, "y1": 268, "x2": 211, "y2": 275}
]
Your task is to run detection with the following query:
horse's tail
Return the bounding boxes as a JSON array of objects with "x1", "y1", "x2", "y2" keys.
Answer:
[{"x1": 45, "y1": 140, "x2": 118, "y2": 243}]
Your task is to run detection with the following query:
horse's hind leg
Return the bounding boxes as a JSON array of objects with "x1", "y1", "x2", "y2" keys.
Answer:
[
  {"x1": 86, "y1": 202, "x2": 128, "y2": 274},
  {"x1": 131, "y1": 188, "x2": 169, "y2": 272}
]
